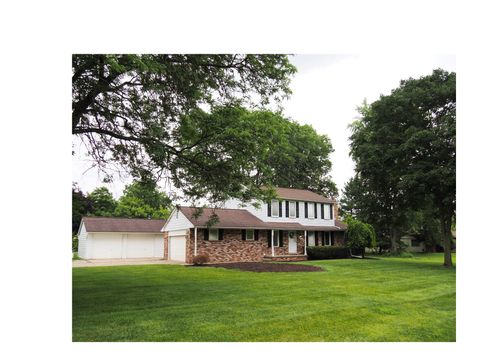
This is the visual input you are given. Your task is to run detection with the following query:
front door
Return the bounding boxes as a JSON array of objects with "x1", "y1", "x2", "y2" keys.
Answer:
[{"x1": 288, "y1": 231, "x2": 297, "y2": 253}]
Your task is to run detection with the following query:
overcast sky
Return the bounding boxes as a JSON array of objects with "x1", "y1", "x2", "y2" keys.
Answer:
[{"x1": 72, "y1": 54, "x2": 456, "y2": 198}]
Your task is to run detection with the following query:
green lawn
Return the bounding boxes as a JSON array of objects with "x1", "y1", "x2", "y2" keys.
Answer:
[{"x1": 72, "y1": 253, "x2": 455, "y2": 342}]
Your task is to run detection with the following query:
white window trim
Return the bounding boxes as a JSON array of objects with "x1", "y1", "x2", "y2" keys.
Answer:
[
  {"x1": 289, "y1": 201, "x2": 296, "y2": 218},
  {"x1": 308, "y1": 202, "x2": 314, "y2": 219},
  {"x1": 209, "y1": 228, "x2": 219, "y2": 241},
  {"x1": 324, "y1": 204, "x2": 331, "y2": 220},
  {"x1": 271, "y1": 200, "x2": 279, "y2": 217},
  {"x1": 324, "y1": 232, "x2": 331, "y2": 246},
  {"x1": 273, "y1": 230, "x2": 280, "y2": 247},
  {"x1": 246, "y1": 229, "x2": 254, "y2": 241}
]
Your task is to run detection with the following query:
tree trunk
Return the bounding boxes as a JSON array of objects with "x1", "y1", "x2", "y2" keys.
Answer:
[
  {"x1": 390, "y1": 227, "x2": 399, "y2": 253},
  {"x1": 440, "y1": 209, "x2": 453, "y2": 268}
]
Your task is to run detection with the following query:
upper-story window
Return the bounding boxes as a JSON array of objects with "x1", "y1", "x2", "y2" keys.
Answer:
[
  {"x1": 323, "y1": 204, "x2": 331, "y2": 220},
  {"x1": 307, "y1": 202, "x2": 314, "y2": 219},
  {"x1": 271, "y1": 200, "x2": 279, "y2": 217},
  {"x1": 289, "y1": 201, "x2": 296, "y2": 218}
]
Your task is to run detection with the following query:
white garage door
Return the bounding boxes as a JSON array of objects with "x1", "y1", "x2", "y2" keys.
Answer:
[
  {"x1": 169, "y1": 235, "x2": 186, "y2": 262},
  {"x1": 90, "y1": 233, "x2": 123, "y2": 259},
  {"x1": 125, "y1": 234, "x2": 163, "y2": 258},
  {"x1": 89, "y1": 233, "x2": 164, "y2": 259}
]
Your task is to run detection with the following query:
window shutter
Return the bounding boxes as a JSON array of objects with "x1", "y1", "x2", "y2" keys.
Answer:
[
  {"x1": 330, "y1": 204, "x2": 333, "y2": 219},
  {"x1": 305, "y1": 202, "x2": 308, "y2": 218},
  {"x1": 321, "y1": 203, "x2": 324, "y2": 219},
  {"x1": 279, "y1": 201, "x2": 283, "y2": 217},
  {"x1": 315, "y1": 231, "x2": 318, "y2": 246},
  {"x1": 267, "y1": 202, "x2": 271, "y2": 217},
  {"x1": 254, "y1": 229, "x2": 259, "y2": 241},
  {"x1": 285, "y1": 200, "x2": 289, "y2": 217},
  {"x1": 267, "y1": 231, "x2": 272, "y2": 247},
  {"x1": 219, "y1": 229, "x2": 224, "y2": 240},
  {"x1": 296, "y1": 201, "x2": 299, "y2": 218},
  {"x1": 204, "y1": 228, "x2": 209, "y2": 241},
  {"x1": 242, "y1": 229, "x2": 246, "y2": 240},
  {"x1": 322, "y1": 232, "x2": 325, "y2": 246},
  {"x1": 314, "y1": 203, "x2": 318, "y2": 218},
  {"x1": 279, "y1": 230, "x2": 284, "y2": 247},
  {"x1": 331, "y1": 232, "x2": 335, "y2": 245}
]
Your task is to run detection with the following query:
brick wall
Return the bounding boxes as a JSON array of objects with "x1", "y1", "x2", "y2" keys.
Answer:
[{"x1": 186, "y1": 229, "x2": 307, "y2": 264}]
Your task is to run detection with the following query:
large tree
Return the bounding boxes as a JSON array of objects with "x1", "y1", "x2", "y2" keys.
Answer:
[
  {"x1": 72, "y1": 183, "x2": 91, "y2": 233},
  {"x1": 347, "y1": 70, "x2": 455, "y2": 266},
  {"x1": 173, "y1": 106, "x2": 336, "y2": 204},
  {"x1": 72, "y1": 54, "x2": 296, "y2": 203}
]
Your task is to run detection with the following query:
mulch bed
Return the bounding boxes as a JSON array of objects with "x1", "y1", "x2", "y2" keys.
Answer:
[{"x1": 204, "y1": 262, "x2": 324, "y2": 272}]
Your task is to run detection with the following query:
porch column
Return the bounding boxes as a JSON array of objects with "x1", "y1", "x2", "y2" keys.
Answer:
[
  {"x1": 271, "y1": 229, "x2": 275, "y2": 257},
  {"x1": 304, "y1": 230, "x2": 307, "y2": 255},
  {"x1": 194, "y1": 227, "x2": 198, "y2": 256}
]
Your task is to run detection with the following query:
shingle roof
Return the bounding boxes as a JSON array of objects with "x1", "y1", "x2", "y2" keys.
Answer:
[
  {"x1": 81, "y1": 217, "x2": 166, "y2": 233},
  {"x1": 334, "y1": 219, "x2": 348, "y2": 230},
  {"x1": 274, "y1": 187, "x2": 335, "y2": 203},
  {"x1": 179, "y1": 207, "x2": 267, "y2": 228},
  {"x1": 178, "y1": 207, "x2": 347, "y2": 231}
]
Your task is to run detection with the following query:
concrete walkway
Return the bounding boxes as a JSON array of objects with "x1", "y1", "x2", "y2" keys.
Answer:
[{"x1": 73, "y1": 258, "x2": 185, "y2": 267}]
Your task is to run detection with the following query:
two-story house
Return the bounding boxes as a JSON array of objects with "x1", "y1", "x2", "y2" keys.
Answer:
[{"x1": 162, "y1": 187, "x2": 347, "y2": 263}]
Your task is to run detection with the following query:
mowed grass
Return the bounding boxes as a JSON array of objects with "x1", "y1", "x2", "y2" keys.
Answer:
[{"x1": 72, "y1": 253, "x2": 455, "y2": 342}]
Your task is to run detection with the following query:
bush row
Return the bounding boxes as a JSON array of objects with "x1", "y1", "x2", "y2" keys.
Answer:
[{"x1": 307, "y1": 246, "x2": 350, "y2": 260}]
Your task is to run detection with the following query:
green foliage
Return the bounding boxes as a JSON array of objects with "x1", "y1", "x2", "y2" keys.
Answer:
[
  {"x1": 306, "y1": 246, "x2": 350, "y2": 259},
  {"x1": 72, "y1": 54, "x2": 296, "y2": 204},
  {"x1": 72, "y1": 183, "x2": 91, "y2": 233},
  {"x1": 345, "y1": 217, "x2": 377, "y2": 257},
  {"x1": 114, "y1": 180, "x2": 171, "y2": 219},
  {"x1": 346, "y1": 69, "x2": 456, "y2": 264},
  {"x1": 72, "y1": 234, "x2": 79, "y2": 252},
  {"x1": 87, "y1": 187, "x2": 117, "y2": 216}
]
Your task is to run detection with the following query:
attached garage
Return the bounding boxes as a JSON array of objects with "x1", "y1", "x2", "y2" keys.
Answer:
[
  {"x1": 168, "y1": 235, "x2": 187, "y2": 262},
  {"x1": 78, "y1": 217, "x2": 165, "y2": 260}
]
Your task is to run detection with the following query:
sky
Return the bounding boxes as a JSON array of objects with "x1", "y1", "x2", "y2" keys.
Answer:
[{"x1": 72, "y1": 54, "x2": 456, "y2": 198}]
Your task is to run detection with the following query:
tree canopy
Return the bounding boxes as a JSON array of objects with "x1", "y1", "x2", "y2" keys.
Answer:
[
  {"x1": 87, "y1": 187, "x2": 117, "y2": 216},
  {"x1": 72, "y1": 54, "x2": 296, "y2": 203},
  {"x1": 345, "y1": 69, "x2": 455, "y2": 266},
  {"x1": 114, "y1": 180, "x2": 172, "y2": 219}
]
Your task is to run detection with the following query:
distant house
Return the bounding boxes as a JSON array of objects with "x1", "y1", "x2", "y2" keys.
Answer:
[{"x1": 400, "y1": 235, "x2": 426, "y2": 253}]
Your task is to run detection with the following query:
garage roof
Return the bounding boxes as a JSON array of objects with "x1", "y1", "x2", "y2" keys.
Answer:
[{"x1": 82, "y1": 217, "x2": 166, "y2": 233}]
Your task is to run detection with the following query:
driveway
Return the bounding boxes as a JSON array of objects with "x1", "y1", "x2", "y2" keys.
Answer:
[{"x1": 73, "y1": 258, "x2": 185, "y2": 267}]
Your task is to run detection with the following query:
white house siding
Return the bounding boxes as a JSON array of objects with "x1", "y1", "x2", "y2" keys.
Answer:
[
  {"x1": 77, "y1": 222, "x2": 88, "y2": 258},
  {"x1": 223, "y1": 199, "x2": 335, "y2": 227},
  {"x1": 163, "y1": 209, "x2": 194, "y2": 232}
]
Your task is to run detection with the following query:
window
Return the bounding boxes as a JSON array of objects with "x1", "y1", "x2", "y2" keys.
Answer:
[
  {"x1": 308, "y1": 231, "x2": 315, "y2": 246},
  {"x1": 246, "y1": 229, "x2": 254, "y2": 241},
  {"x1": 308, "y1": 202, "x2": 314, "y2": 219},
  {"x1": 209, "y1": 229, "x2": 219, "y2": 241},
  {"x1": 271, "y1": 200, "x2": 279, "y2": 217},
  {"x1": 273, "y1": 230, "x2": 280, "y2": 247},
  {"x1": 289, "y1": 201, "x2": 296, "y2": 218},
  {"x1": 411, "y1": 238, "x2": 421, "y2": 247},
  {"x1": 324, "y1": 232, "x2": 331, "y2": 246},
  {"x1": 323, "y1": 204, "x2": 331, "y2": 220}
]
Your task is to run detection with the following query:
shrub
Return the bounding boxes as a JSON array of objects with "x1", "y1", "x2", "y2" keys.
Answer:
[
  {"x1": 192, "y1": 254, "x2": 209, "y2": 265},
  {"x1": 72, "y1": 234, "x2": 79, "y2": 252},
  {"x1": 307, "y1": 246, "x2": 350, "y2": 260}
]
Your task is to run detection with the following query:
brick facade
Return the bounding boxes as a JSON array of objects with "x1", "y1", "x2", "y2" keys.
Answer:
[{"x1": 179, "y1": 228, "x2": 345, "y2": 264}]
